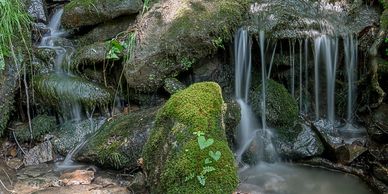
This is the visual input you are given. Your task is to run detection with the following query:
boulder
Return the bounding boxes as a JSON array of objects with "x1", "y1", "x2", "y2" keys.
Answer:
[
  {"x1": 51, "y1": 118, "x2": 106, "y2": 156},
  {"x1": 61, "y1": 0, "x2": 143, "y2": 28},
  {"x1": 369, "y1": 103, "x2": 388, "y2": 143},
  {"x1": 25, "y1": 0, "x2": 47, "y2": 22},
  {"x1": 23, "y1": 141, "x2": 54, "y2": 166},
  {"x1": 14, "y1": 115, "x2": 57, "y2": 142},
  {"x1": 79, "y1": 15, "x2": 137, "y2": 45},
  {"x1": 142, "y1": 82, "x2": 238, "y2": 193},
  {"x1": 71, "y1": 42, "x2": 109, "y2": 70},
  {"x1": 250, "y1": 79, "x2": 299, "y2": 131},
  {"x1": 163, "y1": 78, "x2": 186, "y2": 94},
  {"x1": 75, "y1": 108, "x2": 157, "y2": 169},
  {"x1": 124, "y1": 0, "x2": 250, "y2": 92},
  {"x1": 335, "y1": 144, "x2": 367, "y2": 164},
  {"x1": 33, "y1": 73, "x2": 112, "y2": 110},
  {"x1": 0, "y1": 64, "x2": 19, "y2": 136}
]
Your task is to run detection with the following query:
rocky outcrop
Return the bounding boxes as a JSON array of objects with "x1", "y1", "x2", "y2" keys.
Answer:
[
  {"x1": 76, "y1": 108, "x2": 157, "y2": 169},
  {"x1": 23, "y1": 141, "x2": 55, "y2": 166},
  {"x1": 61, "y1": 0, "x2": 142, "y2": 28},
  {"x1": 124, "y1": 0, "x2": 250, "y2": 92},
  {"x1": 142, "y1": 82, "x2": 238, "y2": 193}
]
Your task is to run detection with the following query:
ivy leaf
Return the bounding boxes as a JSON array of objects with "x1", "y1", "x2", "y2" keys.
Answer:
[
  {"x1": 202, "y1": 166, "x2": 216, "y2": 175},
  {"x1": 197, "y1": 175, "x2": 206, "y2": 186},
  {"x1": 185, "y1": 173, "x2": 195, "y2": 182},
  {"x1": 209, "y1": 150, "x2": 221, "y2": 161},
  {"x1": 193, "y1": 131, "x2": 205, "y2": 137},
  {"x1": 198, "y1": 136, "x2": 214, "y2": 150},
  {"x1": 204, "y1": 158, "x2": 212, "y2": 164}
]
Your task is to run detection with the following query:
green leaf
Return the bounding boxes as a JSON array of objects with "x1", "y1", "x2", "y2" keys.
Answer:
[
  {"x1": 197, "y1": 175, "x2": 206, "y2": 186},
  {"x1": 110, "y1": 39, "x2": 124, "y2": 51},
  {"x1": 204, "y1": 158, "x2": 212, "y2": 164},
  {"x1": 202, "y1": 166, "x2": 216, "y2": 174},
  {"x1": 198, "y1": 136, "x2": 214, "y2": 150},
  {"x1": 184, "y1": 173, "x2": 195, "y2": 182},
  {"x1": 209, "y1": 150, "x2": 221, "y2": 161},
  {"x1": 193, "y1": 131, "x2": 205, "y2": 137}
]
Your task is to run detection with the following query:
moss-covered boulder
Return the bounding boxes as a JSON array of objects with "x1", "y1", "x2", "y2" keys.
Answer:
[
  {"x1": 0, "y1": 64, "x2": 19, "y2": 136},
  {"x1": 33, "y1": 73, "x2": 112, "y2": 110},
  {"x1": 124, "y1": 0, "x2": 250, "y2": 92},
  {"x1": 142, "y1": 82, "x2": 238, "y2": 194},
  {"x1": 14, "y1": 115, "x2": 57, "y2": 142},
  {"x1": 61, "y1": 0, "x2": 142, "y2": 28},
  {"x1": 251, "y1": 79, "x2": 299, "y2": 131},
  {"x1": 75, "y1": 108, "x2": 157, "y2": 169},
  {"x1": 71, "y1": 42, "x2": 109, "y2": 70}
]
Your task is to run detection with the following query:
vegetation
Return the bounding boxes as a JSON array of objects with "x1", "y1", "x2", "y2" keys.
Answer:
[
  {"x1": 14, "y1": 115, "x2": 57, "y2": 142},
  {"x1": 142, "y1": 82, "x2": 238, "y2": 194},
  {"x1": 0, "y1": 0, "x2": 31, "y2": 71}
]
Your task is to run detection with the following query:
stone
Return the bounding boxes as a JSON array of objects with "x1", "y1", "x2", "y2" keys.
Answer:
[
  {"x1": 31, "y1": 22, "x2": 50, "y2": 43},
  {"x1": 163, "y1": 78, "x2": 186, "y2": 94},
  {"x1": 373, "y1": 163, "x2": 388, "y2": 185},
  {"x1": 25, "y1": 0, "x2": 47, "y2": 22},
  {"x1": 59, "y1": 170, "x2": 95, "y2": 185},
  {"x1": 23, "y1": 141, "x2": 54, "y2": 166},
  {"x1": 0, "y1": 64, "x2": 19, "y2": 136},
  {"x1": 71, "y1": 42, "x2": 109, "y2": 70},
  {"x1": 61, "y1": 0, "x2": 143, "y2": 28},
  {"x1": 369, "y1": 103, "x2": 388, "y2": 143},
  {"x1": 124, "y1": 0, "x2": 250, "y2": 92},
  {"x1": 75, "y1": 108, "x2": 156, "y2": 169},
  {"x1": 335, "y1": 144, "x2": 368, "y2": 164},
  {"x1": 142, "y1": 82, "x2": 238, "y2": 193},
  {"x1": 224, "y1": 100, "x2": 240, "y2": 149},
  {"x1": 32, "y1": 184, "x2": 130, "y2": 194},
  {"x1": 0, "y1": 160, "x2": 16, "y2": 194},
  {"x1": 6, "y1": 158, "x2": 24, "y2": 169},
  {"x1": 79, "y1": 15, "x2": 137, "y2": 45}
]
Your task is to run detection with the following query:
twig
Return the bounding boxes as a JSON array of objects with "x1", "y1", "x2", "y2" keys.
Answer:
[
  {"x1": 12, "y1": 131, "x2": 27, "y2": 156},
  {"x1": 2, "y1": 169, "x2": 12, "y2": 186},
  {"x1": 0, "y1": 179, "x2": 15, "y2": 193}
]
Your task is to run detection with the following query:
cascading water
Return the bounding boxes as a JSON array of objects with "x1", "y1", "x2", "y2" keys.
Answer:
[{"x1": 343, "y1": 35, "x2": 358, "y2": 124}]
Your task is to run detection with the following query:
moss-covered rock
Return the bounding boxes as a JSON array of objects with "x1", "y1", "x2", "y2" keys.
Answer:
[
  {"x1": 251, "y1": 79, "x2": 299, "y2": 131},
  {"x1": 71, "y1": 42, "x2": 109, "y2": 70},
  {"x1": 142, "y1": 82, "x2": 238, "y2": 194},
  {"x1": 124, "y1": 0, "x2": 250, "y2": 92},
  {"x1": 0, "y1": 64, "x2": 19, "y2": 136},
  {"x1": 33, "y1": 73, "x2": 112, "y2": 110},
  {"x1": 61, "y1": 0, "x2": 142, "y2": 28},
  {"x1": 75, "y1": 108, "x2": 157, "y2": 169},
  {"x1": 14, "y1": 115, "x2": 57, "y2": 142}
]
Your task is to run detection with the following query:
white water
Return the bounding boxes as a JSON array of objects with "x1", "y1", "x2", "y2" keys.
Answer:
[{"x1": 343, "y1": 35, "x2": 358, "y2": 123}]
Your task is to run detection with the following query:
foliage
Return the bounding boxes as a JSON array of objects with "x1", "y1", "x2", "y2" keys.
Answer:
[
  {"x1": 14, "y1": 115, "x2": 57, "y2": 142},
  {"x1": 385, "y1": 38, "x2": 388, "y2": 56},
  {"x1": 0, "y1": 0, "x2": 31, "y2": 71},
  {"x1": 184, "y1": 131, "x2": 222, "y2": 186},
  {"x1": 106, "y1": 32, "x2": 136, "y2": 63},
  {"x1": 212, "y1": 37, "x2": 225, "y2": 49}
]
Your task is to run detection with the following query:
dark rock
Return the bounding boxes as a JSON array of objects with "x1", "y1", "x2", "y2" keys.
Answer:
[
  {"x1": 369, "y1": 103, "x2": 388, "y2": 143},
  {"x1": 192, "y1": 57, "x2": 222, "y2": 82},
  {"x1": 79, "y1": 15, "x2": 137, "y2": 45},
  {"x1": 163, "y1": 78, "x2": 186, "y2": 94},
  {"x1": 32, "y1": 22, "x2": 50, "y2": 43},
  {"x1": 51, "y1": 118, "x2": 106, "y2": 156},
  {"x1": 373, "y1": 163, "x2": 388, "y2": 185},
  {"x1": 124, "y1": 0, "x2": 250, "y2": 92},
  {"x1": 142, "y1": 82, "x2": 238, "y2": 193},
  {"x1": 61, "y1": 0, "x2": 143, "y2": 28},
  {"x1": 23, "y1": 141, "x2": 55, "y2": 166},
  {"x1": 224, "y1": 100, "x2": 240, "y2": 150},
  {"x1": 71, "y1": 42, "x2": 109, "y2": 70},
  {"x1": 274, "y1": 123, "x2": 324, "y2": 160},
  {"x1": 76, "y1": 108, "x2": 156, "y2": 169},
  {"x1": 0, "y1": 64, "x2": 19, "y2": 136}
]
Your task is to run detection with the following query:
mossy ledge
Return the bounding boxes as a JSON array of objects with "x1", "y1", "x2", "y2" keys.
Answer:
[{"x1": 142, "y1": 82, "x2": 238, "y2": 194}]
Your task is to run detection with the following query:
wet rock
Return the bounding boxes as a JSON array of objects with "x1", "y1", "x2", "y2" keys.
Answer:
[
  {"x1": 14, "y1": 115, "x2": 57, "y2": 142},
  {"x1": 142, "y1": 82, "x2": 238, "y2": 193},
  {"x1": 192, "y1": 57, "x2": 222, "y2": 82},
  {"x1": 23, "y1": 141, "x2": 54, "y2": 166},
  {"x1": 274, "y1": 123, "x2": 324, "y2": 160},
  {"x1": 79, "y1": 15, "x2": 137, "y2": 45},
  {"x1": 33, "y1": 73, "x2": 113, "y2": 110},
  {"x1": 369, "y1": 103, "x2": 388, "y2": 143},
  {"x1": 59, "y1": 170, "x2": 94, "y2": 185},
  {"x1": 6, "y1": 158, "x2": 24, "y2": 170},
  {"x1": 163, "y1": 78, "x2": 186, "y2": 94},
  {"x1": 224, "y1": 100, "x2": 240, "y2": 149},
  {"x1": 51, "y1": 118, "x2": 106, "y2": 156},
  {"x1": 32, "y1": 22, "x2": 50, "y2": 43},
  {"x1": 76, "y1": 108, "x2": 156, "y2": 169},
  {"x1": 335, "y1": 144, "x2": 367, "y2": 164},
  {"x1": 34, "y1": 47, "x2": 56, "y2": 72},
  {"x1": 25, "y1": 0, "x2": 47, "y2": 23},
  {"x1": 250, "y1": 79, "x2": 299, "y2": 130},
  {"x1": 124, "y1": 0, "x2": 250, "y2": 92},
  {"x1": 71, "y1": 42, "x2": 109, "y2": 69},
  {"x1": 33, "y1": 184, "x2": 130, "y2": 194},
  {"x1": 62, "y1": 0, "x2": 142, "y2": 28}
]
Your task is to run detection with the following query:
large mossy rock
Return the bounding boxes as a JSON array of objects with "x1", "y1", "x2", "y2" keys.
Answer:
[
  {"x1": 142, "y1": 82, "x2": 238, "y2": 194},
  {"x1": 251, "y1": 79, "x2": 299, "y2": 131},
  {"x1": 14, "y1": 115, "x2": 57, "y2": 142},
  {"x1": 61, "y1": 0, "x2": 143, "y2": 28},
  {"x1": 33, "y1": 74, "x2": 112, "y2": 110},
  {"x1": 76, "y1": 108, "x2": 157, "y2": 169},
  {"x1": 0, "y1": 64, "x2": 19, "y2": 136},
  {"x1": 124, "y1": 0, "x2": 250, "y2": 92},
  {"x1": 71, "y1": 42, "x2": 109, "y2": 70}
]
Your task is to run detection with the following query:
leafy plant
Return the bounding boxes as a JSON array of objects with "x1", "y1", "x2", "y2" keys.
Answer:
[
  {"x1": 180, "y1": 57, "x2": 195, "y2": 70},
  {"x1": 212, "y1": 37, "x2": 224, "y2": 49},
  {"x1": 106, "y1": 32, "x2": 137, "y2": 62},
  {"x1": 0, "y1": 0, "x2": 31, "y2": 71},
  {"x1": 185, "y1": 131, "x2": 222, "y2": 186}
]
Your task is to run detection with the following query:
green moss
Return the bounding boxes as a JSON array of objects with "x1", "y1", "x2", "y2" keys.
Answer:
[
  {"x1": 14, "y1": 115, "x2": 57, "y2": 142},
  {"x1": 142, "y1": 82, "x2": 238, "y2": 194},
  {"x1": 381, "y1": 9, "x2": 388, "y2": 30}
]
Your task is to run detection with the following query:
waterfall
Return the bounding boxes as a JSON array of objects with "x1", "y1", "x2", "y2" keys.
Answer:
[
  {"x1": 314, "y1": 38, "x2": 321, "y2": 119},
  {"x1": 343, "y1": 35, "x2": 358, "y2": 123}
]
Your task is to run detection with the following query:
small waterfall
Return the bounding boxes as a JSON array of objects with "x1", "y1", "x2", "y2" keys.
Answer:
[
  {"x1": 314, "y1": 38, "x2": 321, "y2": 119},
  {"x1": 343, "y1": 35, "x2": 358, "y2": 123}
]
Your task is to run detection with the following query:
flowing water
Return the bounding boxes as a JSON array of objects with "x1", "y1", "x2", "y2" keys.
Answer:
[{"x1": 239, "y1": 163, "x2": 374, "y2": 194}]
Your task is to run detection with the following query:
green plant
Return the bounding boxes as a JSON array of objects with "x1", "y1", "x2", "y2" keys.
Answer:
[
  {"x1": 106, "y1": 32, "x2": 137, "y2": 62},
  {"x1": 180, "y1": 57, "x2": 195, "y2": 70},
  {"x1": 212, "y1": 37, "x2": 225, "y2": 49},
  {"x1": 0, "y1": 0, "x2": 31, "y2": 71},
  {"x1": 185, "y1": 131, "x2": 222, "y2": 186}
]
